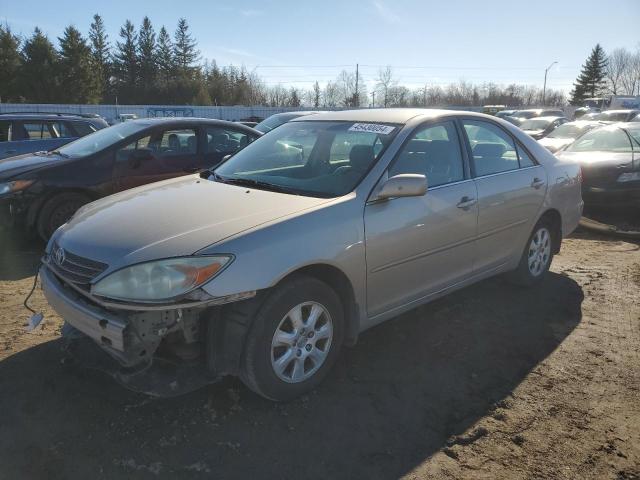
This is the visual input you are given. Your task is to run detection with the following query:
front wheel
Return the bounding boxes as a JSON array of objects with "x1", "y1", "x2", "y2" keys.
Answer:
[
  {"x1": 36, "y1": 192, "x2": 90, "y2": 241},
  {"x1": 508, "y1": 219, "x2": 555, "y2": 286},
  {"x1": 239, "y1": 275, "x2": 344, "y2": 401}
]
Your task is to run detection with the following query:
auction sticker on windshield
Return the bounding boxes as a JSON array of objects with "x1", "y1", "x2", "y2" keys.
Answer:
[{"x1": 349, "y1": 123, "x2": 396, "y2": 135}]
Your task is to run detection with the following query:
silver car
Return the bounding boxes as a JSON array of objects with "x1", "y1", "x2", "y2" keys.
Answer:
[{"x1": 41, "y1": 109, "x2": 583, "y2": 400}]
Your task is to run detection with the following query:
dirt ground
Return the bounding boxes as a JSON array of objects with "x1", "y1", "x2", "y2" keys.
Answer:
[{"x1": 0, "y1": 229, "x2": 638, "y2": 480}]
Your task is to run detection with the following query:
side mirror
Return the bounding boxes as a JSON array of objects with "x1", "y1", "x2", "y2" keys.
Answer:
[{"x1": 374, "y1": 174, "x2": 428, "y2": 201}]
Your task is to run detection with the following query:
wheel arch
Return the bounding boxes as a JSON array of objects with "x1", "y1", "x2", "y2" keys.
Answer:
[
  {"x1": 538, "y1": 208, "x2": 562, "y2": 254},
  {"x1": 26, "y1": 188, "x2": 98, "y2": 229}
]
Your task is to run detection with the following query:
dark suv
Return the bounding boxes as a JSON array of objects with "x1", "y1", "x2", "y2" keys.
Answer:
[
  {"x1": 0, "y1": 118, "x2": 260, "y2": 239},
  {"x1": 0, "y1": 112, "x2": 109, "y2": 160}
]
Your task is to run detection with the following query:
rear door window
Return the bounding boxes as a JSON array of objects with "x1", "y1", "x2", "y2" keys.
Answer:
[
  {"x1": 463, "y1": 120, "x2": 519, "y2": 176},
  {"x1": 0, "y1": 121, "x2": 10, "y2": 142},
  {"x1": 205, "y1": 127, "x2": 255, "y2": 156}
]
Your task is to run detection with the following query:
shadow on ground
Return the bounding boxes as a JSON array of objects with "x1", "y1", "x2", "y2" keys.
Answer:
[{"x1": 0, "y1": 270, "x2": 583, "y2": 479}]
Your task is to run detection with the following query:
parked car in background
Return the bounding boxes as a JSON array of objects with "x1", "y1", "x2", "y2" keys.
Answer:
[
  {"x1": 0, "y1": 112, "x2": 108, "y2": 160},
  {"x1": 632, "y1": 112, "x2": 640, "y2": 122},
  {"x1": 538, "y1": 120, "x2": 604, "y2": 153},
  {"x1": 519, "y1": 116, "x2": 568, "y2": 140},
  {"x1": 41, "y1": 108, "x2": 582, "y2": 400},
  {"x1": 506, "y1": 109, "x2": 566, "y2": 125},
  {"x1": 254, "y1": 111, "x2": 325, "y2": 133},
  {"x1": 482, "y1": 105, "x2": 506, "y2": 115},
  {"x1": 573, "y1": 107, "x2": 600, "y2": 120},
  {"x1": 495, "y1": 109, "x2": 517, "y2": 119},
  {"x1": 594, "y1": 109, "x2": 640, "y2": 123},
  {"x1": 238, "y1": 121, "x2": 258, "y2": 128},
  {"x1": 556, "y1": 123, "x2": 640, "y2": 207},
  {"x1": 0, "y1": 118, "x2": 260, "y2": 239}
]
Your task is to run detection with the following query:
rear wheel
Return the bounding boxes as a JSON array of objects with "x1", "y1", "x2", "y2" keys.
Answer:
[
  {"x1": 508, "y1": 218, "x2": 555, "y2": 286},
  {"x1": 239, "y1": 275, "x2": 344, "y2": 401},
  {"x1": 36, "y1": 192, "x2": 90, "y2": 241}
]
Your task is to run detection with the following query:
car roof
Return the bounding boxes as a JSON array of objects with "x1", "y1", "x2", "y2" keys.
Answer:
[
  {"x1": 126, "y1": 117, "x2": 261, "y2": 133},
  {"x1": 601, "y1": 109, "x2": 639, "y2": 113},
  {"x1": 0, "y1": 113, "x2": 100, "y2": 121},
  {"x1": 290, "y1": 108, "x2": 473, "y2": 124}
]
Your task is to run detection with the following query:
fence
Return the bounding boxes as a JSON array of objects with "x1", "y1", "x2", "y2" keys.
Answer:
[{"x1": 0, "y1": 103, "x2": 573, "y2": 124}]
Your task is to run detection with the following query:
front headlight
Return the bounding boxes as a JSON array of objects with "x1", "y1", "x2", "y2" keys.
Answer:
[
  {"x1": 0, "y1": 180, "x2": 34, "y2": 196},
  {"x1": 617, "y1": 172, "x2": 640, "y2": 183},
  {"x1": 92, "y1": 255, "x2": 232, "y2": 302}
]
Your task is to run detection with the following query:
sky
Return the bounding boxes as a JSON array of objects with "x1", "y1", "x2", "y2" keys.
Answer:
[{"x1": 1, "y1": 0, "x2": 639, "y2": 95}]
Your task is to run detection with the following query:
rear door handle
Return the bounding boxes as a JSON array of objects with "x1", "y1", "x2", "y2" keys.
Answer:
[
  {"x1": 456, "y1": 196, "x2": 477, "y2": 210},
  {"x1": 531, "y1": 177, "x2": 545, "y2": 189}
]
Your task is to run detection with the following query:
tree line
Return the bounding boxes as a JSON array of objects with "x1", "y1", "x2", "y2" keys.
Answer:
[
  {"x1": 569, "y1": 43, "x2": 640, "y2": 105},
  {"x1": 0, "y1": 15, "x2": 638, "y2": 108}
]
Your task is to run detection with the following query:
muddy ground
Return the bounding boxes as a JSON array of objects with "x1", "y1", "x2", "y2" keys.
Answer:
[{"x1": 0, "y1": 229, "x2": 638, "y2": 480}]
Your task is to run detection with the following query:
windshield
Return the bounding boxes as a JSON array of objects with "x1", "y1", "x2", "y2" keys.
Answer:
[
  {"x1": 254, "y1": 113, "x2": 304, "y2": 133},
  {"x1": 566, "y1": 127, "x2": 633, "y2": 153},
  {"x1": 55, "y1": 122, "x2": 148, "y2": 157},
  {"x1": 515, "y1": 111, "x2": 537, "y2": 119},
  {"x1": 520, "y1": 119, "x2": 550, "y2": 130},
  {"x1": 213, "y1": 120, "x2": 399, "y2": 197},
  {"x1": 547, "y1": 123, "x2": 587, "y2": 139}
]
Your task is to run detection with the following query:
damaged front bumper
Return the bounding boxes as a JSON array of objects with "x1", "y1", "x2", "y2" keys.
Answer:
[{"x1": 41, "y1": 263, "x2": 255, "y2": 395}]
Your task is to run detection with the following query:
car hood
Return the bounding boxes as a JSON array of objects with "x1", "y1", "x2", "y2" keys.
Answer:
[
  {"x1": 52, "y1": 175, "x2": 332, "y2": 271},
  {"x1": 538, "y1": 137, "x2": 573, "y2": 153},
  {"x1": 0, "y1": 152, "x2": 64, "y2": 179}
]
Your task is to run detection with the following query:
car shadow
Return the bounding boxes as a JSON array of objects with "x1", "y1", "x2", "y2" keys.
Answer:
[
  {"x1": 0, "y1": 230, "x2": 44, "y2": 281},
  {"x1": 0, "y1": 272, "x2": 583, "y2": 480}
]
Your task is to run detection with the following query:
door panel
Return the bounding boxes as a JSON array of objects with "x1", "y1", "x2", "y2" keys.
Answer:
[
  {"x1": 474, "y1": 166, "x2": 546, "y2": 271},
  {"x1": 364, "y1": 181, "x2": 478, "y2": 317}
]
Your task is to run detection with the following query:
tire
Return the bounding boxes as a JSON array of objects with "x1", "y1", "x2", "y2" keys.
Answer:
[
  {"x1": 239, "y1": 275, "x2": 344, "y2": 401},
  {"x1": 507, "y1": 218, "x2": 555, "y2": 287},
  {"x1": 36, "y1": 192, "x2": 90, "y2": 241}
]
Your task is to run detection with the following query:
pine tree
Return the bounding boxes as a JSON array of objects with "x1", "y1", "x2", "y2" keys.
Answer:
[
  {"x1": 173, "y1": 18, "x2": 199, "y2": 77},
  {"x1": 20, "y1": 28, "x2": 59, "y2": 103},
  {"x1": 58, "y1": 26, "x2": 100, "y2": 103},
  {"x1": 156, "y1": 26, "x2": 175, "y2": 87},
  {"x1": 0, "y1": 25, "x2": 21, "y2": 102},
  {"x1": 570, "y1": 44, "x2": 608, "y2": 105},
  {"x1": 138, "y1": 17, "x2": 157, "y2": 101},
  {"x1": 113, "y1": 20, "x2": 138, "y2": 103},
  {"x1": 88, "y1": 14, "x2": 111, "y2": 102}
]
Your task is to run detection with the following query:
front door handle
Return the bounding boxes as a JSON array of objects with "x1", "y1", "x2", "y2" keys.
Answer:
[
  {"x1": 531, "y1": 177, "x2": 545, "y2": 189},
  {"x1": 456, "y1": 196, "x2": 477, "y2": 210}
]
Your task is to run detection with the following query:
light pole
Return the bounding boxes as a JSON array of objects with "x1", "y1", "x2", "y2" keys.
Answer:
[{"x1": 542, "y1": 61, "x2": 558, "y2": 106}]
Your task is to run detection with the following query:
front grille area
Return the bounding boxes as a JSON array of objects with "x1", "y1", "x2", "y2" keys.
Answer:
[{"x1": 49, "y1": 243, "x2": 108, "y2": 290}]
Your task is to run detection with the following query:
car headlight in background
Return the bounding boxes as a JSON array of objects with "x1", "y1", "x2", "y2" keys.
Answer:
[
  {"x1": 92, "y1": 255, "x2": 232, "y2": 302},
  {"x1": 0, "y1": 180, "x2": 34, "y2": 196},
  {"x1": 617, "y1": 172, "x2": 640, "y2": 183}
]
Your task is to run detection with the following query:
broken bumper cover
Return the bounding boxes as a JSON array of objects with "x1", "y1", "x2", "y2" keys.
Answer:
[{"x1": 41, "y1": 265, "x2": 129, "y2": 356}]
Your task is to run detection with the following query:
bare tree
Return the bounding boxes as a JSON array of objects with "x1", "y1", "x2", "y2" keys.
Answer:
[
  {"x1": 375, "y1": 65, "x2": 396, "y2": 107},
  {"x1": 619, "y1": 47, "x2": 640, "y2": 95},
  {"x1": 606, "y1": 48, "x2": 631, "y2": 95},
  {"x1": 323, "y1": 81, "x2": 340, "y2": 107}
]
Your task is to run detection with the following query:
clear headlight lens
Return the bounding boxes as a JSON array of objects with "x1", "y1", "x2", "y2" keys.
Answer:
[
  {"x1": 0, "y1": 180, "x2": 34, "y2": 196},
  {"x1": 92, "y1": 256, "x2": 232, "y2": 302},
  {"x1": 617, "y1": 172, "x2": 640, "y2": 183}
]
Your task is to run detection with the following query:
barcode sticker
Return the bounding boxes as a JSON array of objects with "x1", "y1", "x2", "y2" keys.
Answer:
[{"x1": 348, "y1": 123, "x2": 396, "y2": 135}]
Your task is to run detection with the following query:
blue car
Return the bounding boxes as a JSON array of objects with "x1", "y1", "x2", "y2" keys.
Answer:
[{"x1": 0, "y1": 112, "x2": 109, "y2": 160}]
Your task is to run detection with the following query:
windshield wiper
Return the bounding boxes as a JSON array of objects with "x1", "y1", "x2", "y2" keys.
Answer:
[{"x1": 220, "y1": 176, "x2": 300, "y2": 194}]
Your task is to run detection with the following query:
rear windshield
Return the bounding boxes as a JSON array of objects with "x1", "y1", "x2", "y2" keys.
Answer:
[
  {"x1": 547, "y1": 123, "x2": 588, "y2": 139},
  {"x1": 214, "y1": 120, "x2": 399, "y2": 197},
  {"x1": 566, "y1": 127, "x2": 633, "y2": 153},
  {"x1": 254, "y1": 113, "x2": 304, "y2": 133}
]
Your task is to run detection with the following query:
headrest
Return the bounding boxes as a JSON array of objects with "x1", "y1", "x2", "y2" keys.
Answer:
[
  {"x1": 349, "y1": 145, "x2": 374, "y2": 171},
  {"x1": 473, "y1": 142, "x2": 506, "y2": 158},
  {"x1": 187, "y1": 136, "x2": 196, "y2": 151}
]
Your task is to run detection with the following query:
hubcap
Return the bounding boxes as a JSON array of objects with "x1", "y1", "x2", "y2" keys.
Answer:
[
  {"x1": 528, "y1": 227, "x2": 551, "y2": 277},
  {"x1": 270, "y1": 301, "x2": 333, "y2": 383}
]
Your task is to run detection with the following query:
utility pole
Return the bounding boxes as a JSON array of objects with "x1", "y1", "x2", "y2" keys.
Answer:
[
  {"x1": 371, "y1": 91, "x2": 375, "y2": 107},
  {"x1": 354, "y1": 63, "x2": 359, "y2": 107},
  {"x1": 542, "y1": 61, "x2": 558, "y2": 106}
]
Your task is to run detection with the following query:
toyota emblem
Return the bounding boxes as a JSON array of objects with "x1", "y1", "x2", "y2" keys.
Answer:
[{"x1": 53, "y1": 247, "x2": 65, "y2": 266}]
